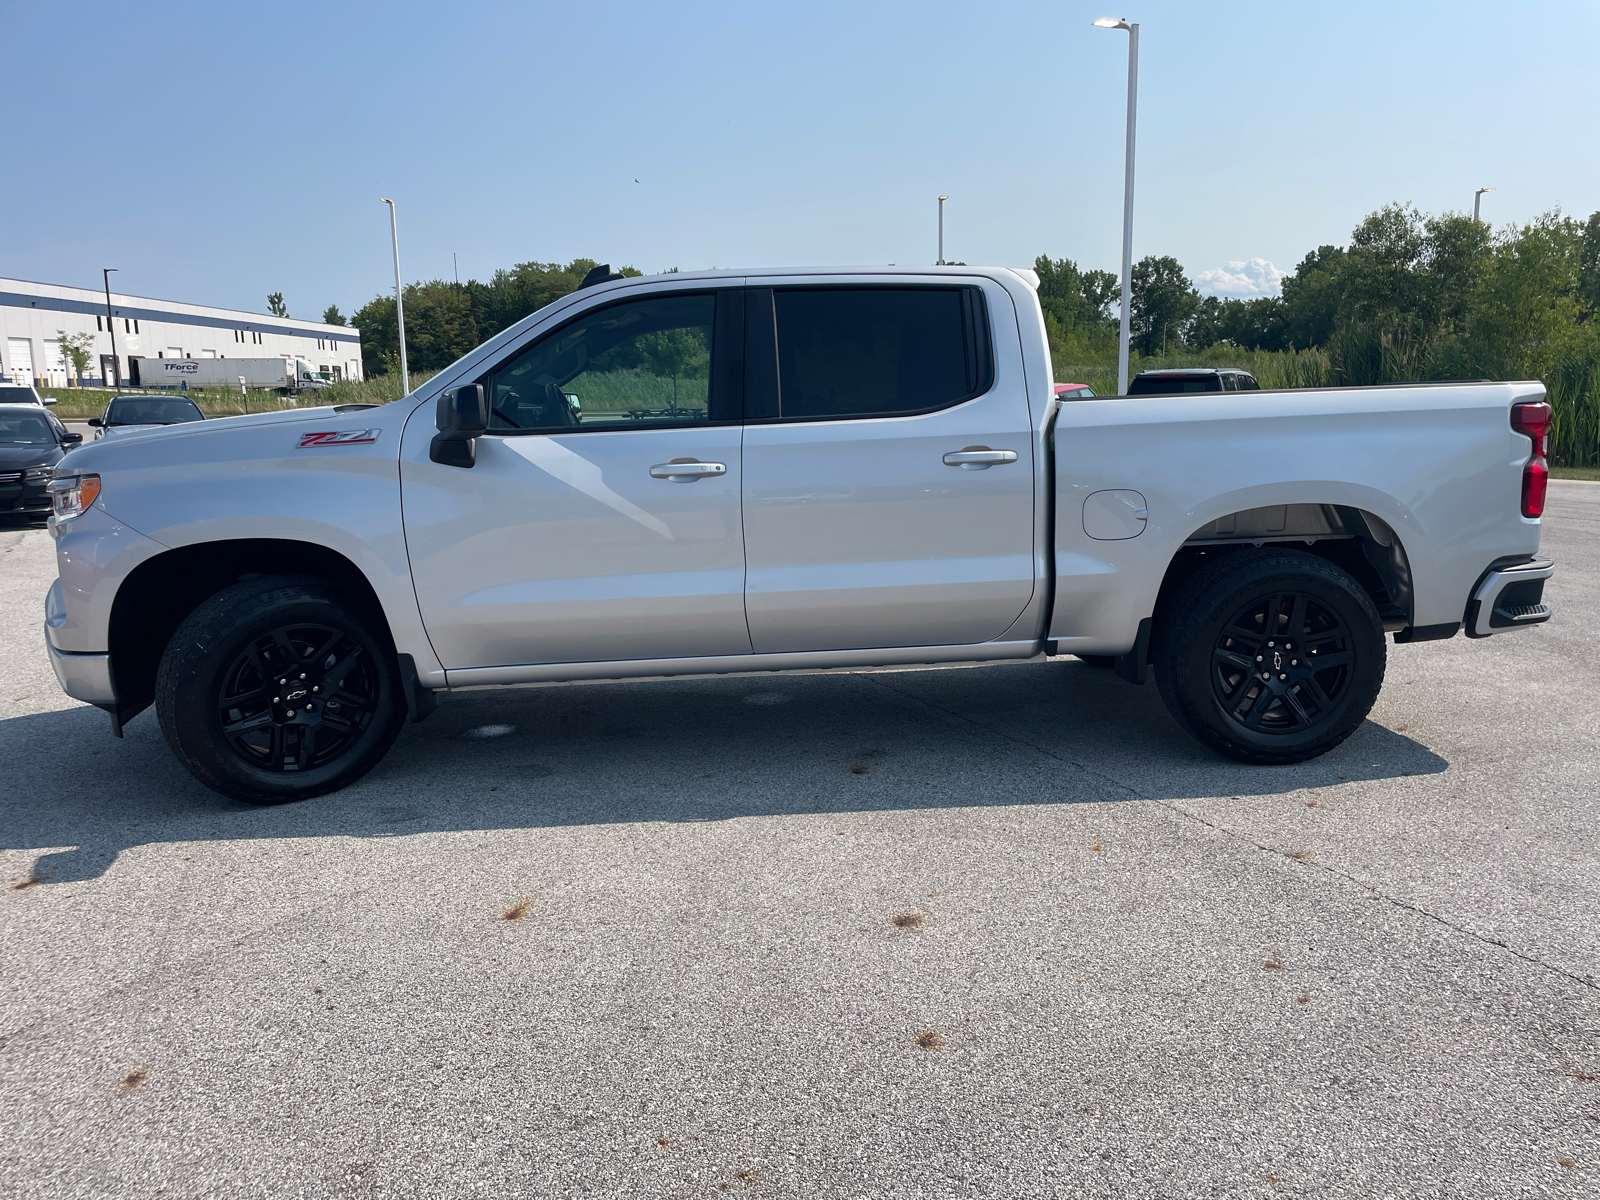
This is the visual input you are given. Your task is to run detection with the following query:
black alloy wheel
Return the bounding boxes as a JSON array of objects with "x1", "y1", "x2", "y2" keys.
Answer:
[
  {"x1": 156, "y1": 577, "x2": 406, "y2": 803},
  {"x1": 1153, "y1": 548, "x2": 1386, "y2": 765},
  {"x1": 215, "y1": 622, "x2": 379, "y2": 773},
  {"x1": 1209, "y1": 590, "x2": 1354, "y2": 735}
]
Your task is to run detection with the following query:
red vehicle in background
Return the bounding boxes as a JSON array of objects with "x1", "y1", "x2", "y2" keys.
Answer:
[{"x1": 1054, "y1": 383, "x2": 1097, "y2": 401}]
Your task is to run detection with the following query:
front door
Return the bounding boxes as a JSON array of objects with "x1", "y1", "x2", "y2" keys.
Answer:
[
  {"x1": 402, "y1": 287, "x2": 751, "y2": 670},
  {"x1": 740, "y1": 281, "x2": 1037, "y2": 653}
]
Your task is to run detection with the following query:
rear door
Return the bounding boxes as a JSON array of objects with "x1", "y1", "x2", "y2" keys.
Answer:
[
  {"x1": 740, "y1": 278, "x2": 1036, "y2": 653},
  {"x1": 402, "y1": 284, "x2": 752, "y2": 669}
]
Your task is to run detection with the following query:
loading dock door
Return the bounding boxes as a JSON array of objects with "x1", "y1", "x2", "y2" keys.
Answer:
[{"x1": 7, "y1": 338, "x2": 33, "y2": 385}]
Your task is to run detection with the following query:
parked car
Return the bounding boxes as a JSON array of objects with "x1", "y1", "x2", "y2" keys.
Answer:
[
  {"x1": 44, "y1": 265, "x2": 1554, "y2": 803},
  {"x1": 0, "y1": 383, "x2": 56, "y2": 406},
  {"x1": 1127, "y1": 368, "x2": 1259, "y2": 396},
  {"x1": 89, "y1": 395, "x2": 206, "y2": 440},
  {"x1": 1054, "y1": 383, "x2": 1097, "y2": 401},
  {"x1": 0, "y1": 403, "x2": 81, "y2": 516}
]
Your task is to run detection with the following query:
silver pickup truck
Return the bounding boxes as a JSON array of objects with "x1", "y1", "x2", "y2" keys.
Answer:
[{"x1": 43, "y1": 266, "x2": 1555, "y2": 803}]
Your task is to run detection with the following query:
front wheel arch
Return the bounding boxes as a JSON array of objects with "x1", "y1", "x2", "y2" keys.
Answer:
[{"x1": 107, "y1": 539, "x2": 396, "y2": 729}]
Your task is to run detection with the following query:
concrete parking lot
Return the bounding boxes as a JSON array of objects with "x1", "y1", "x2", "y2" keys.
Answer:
[{"x1": 2, "y1": 485, "x2": 1597, "y2": 1199}]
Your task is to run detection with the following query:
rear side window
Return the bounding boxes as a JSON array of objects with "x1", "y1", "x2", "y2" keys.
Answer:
[{"x1": 769, "y1": 287, "x2": 991, "y2": 420}]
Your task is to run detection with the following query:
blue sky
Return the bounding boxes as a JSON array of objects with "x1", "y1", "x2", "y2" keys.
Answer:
[{"x1": 13, "y1": 1, "x2": 1599, "y2": 318}]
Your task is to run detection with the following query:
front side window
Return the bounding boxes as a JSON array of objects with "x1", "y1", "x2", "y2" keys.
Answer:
[
  {"x1": 488, "y1": 293, "x2": 715, "y2": 433},
  {"x1": 771, "y1": 287, "x2": 989, "y2": 420}
]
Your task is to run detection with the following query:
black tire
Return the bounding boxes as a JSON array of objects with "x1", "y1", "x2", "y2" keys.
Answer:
[
  {"x1": 1153, "y1": 548, "x2": 1386, "y2": 765},
  {"x1": 155, "y1": 576, "x2": 405, "y2": 803}
]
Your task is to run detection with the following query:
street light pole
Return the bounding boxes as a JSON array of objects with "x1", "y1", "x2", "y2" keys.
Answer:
[
  {"x1": 102, "y1": 268, "x2": 119, "y2": 391},
  {"x1": 1095, "y1": 17, "x2": 1139, "y2": 395},
  {"x1": 381, "y1": 198, "x2": 409, "y2": 395},
  {"x1": 1474, "y1": 187, "x2": 1494, "y2": 223},
  {"x1": 938, "y1": 195, "x2": 948, "y2": 265}
]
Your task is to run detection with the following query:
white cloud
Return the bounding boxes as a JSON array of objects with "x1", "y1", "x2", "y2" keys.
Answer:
[{"x1": 1195, "y1": 258, "x2": 1286, "y2": 298}]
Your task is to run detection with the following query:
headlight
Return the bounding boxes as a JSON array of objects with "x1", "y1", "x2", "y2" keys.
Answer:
[
  {"x1": 47, "y1": 473, "x2": 101, "y2": 520},
  {"x1": 24, "y1": 467, "x2": 54, "y2": 482}
]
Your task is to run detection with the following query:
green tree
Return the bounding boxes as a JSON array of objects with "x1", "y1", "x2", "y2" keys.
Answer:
[
  {"x1": 1467, "y1": 212, "x2": 1586, "y2": 380},
  {"x1": 1577, "y1": 210, "x2": 1600, "y2": 317},
  {"x1": 55, "y1": 330, "x2": 95, "y2": 385},
  {"x1": 322, "y1": 304, "x2": 347, "y2": 326},
  {"x1": 1080, "y1": 270, "x2": 1120, "y2": 324},
  {"x1": 352, "y1": 258, "x2": 642, "y2": 377},
  {"x1": 1033, "y1": 255, "x2": 1086, "y2": 335},
  {"x1": 1130, "y1": 255, "x2": 1199, "y2": 355},
  {"x1": 1279, "y1": 245, "x2": 1346, "y2": 347},
  {"x1": 1421, "y1": 212, "x2": 1491, "y2": 331},
  {"x1": 267, "y1": 292, "x2": 289, "y2": 317},
  {"x1": 1340, "y1": 204, "x2": 1429, "y2": 329}
]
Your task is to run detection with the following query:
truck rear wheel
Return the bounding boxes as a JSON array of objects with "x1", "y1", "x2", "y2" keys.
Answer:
[
  {"x1": 1153, "y1": 548, "x2": 1386, "y2": 765},
  {"x1": 154, "y1": 577, "x2": 406, "y2": 803}
]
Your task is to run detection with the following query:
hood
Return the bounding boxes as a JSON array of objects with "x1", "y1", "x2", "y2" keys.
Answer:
[
  {"x1": 0, "y1": 443, "x2": 62, "y2": 468},
  {"x1": 62, "y1": 400, "x2": 407, "y2": 474}
]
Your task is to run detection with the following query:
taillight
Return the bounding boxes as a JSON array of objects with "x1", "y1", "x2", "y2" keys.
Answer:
[{"x1": 1511, "y1": 401, "x2": 1551, "y2": 518}]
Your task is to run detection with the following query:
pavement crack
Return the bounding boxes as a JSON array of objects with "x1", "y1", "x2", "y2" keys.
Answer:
[{"x1": 854, "y1": 668, "x2": 1599, "y2": 994}]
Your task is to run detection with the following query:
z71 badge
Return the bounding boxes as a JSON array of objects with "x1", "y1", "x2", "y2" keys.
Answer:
[{"x1": 298, "y1": 429, "x2": 380, "y2": 448}]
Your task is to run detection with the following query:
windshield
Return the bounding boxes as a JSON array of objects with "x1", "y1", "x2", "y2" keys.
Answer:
[
  {"x1": 0, "y1": 412, "x2": 56, "y2": 444},
  {"x1": 105, "y1": 398, "x2": 205, "y2": 426},
  {"x1": 1126, "y1": 374, "x2": 1222, "y2": 396},
  {"x1": 0, "y1": 386, "x2": 38, "y2": 404}
]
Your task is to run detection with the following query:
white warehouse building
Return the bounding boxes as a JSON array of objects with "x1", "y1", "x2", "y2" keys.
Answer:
[{"x1": 0, "y1": 277, "x2": 362, "y2": 389}]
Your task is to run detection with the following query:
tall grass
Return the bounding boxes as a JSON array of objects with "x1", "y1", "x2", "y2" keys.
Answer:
[
  {"x1": 41, "y1": 371, "x2": 437, "y2": 420},
  {"x1": 1053, "y1": 345, "x2": 1331, "y2": 397}
]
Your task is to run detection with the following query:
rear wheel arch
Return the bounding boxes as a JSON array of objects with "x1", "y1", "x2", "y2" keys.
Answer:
[
  {"x1": 107, "y1": 539, "x2": 395, "y2": 727},
  {"x1": 1151, "y1": 504, "x2": 1415, "y2": 637}
]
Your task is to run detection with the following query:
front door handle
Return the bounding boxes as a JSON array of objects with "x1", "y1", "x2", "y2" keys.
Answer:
[
  {"x1": 942, "y1": 447, "x2": 1018, "y2": 470},
  {"x1": 649, "y1": 459, "x2": 727, "y2": 482}
]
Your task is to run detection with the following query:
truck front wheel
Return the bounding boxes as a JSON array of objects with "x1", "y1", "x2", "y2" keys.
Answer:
[
  {"x1": 1153, "y1": 548, "x2": 1386, "y2": 765},
  {"x1": 155, "y1": 577, "x2": 406, "y2": 803}
]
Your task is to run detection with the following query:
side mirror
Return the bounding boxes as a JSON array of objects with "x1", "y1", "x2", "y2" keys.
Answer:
[
  {"x1": 87, "y1": 417, "x2": 103, "y2": 427},
  {"x1": 430, "y1": 384, "x2": 488, "y2": 468},
  {"x1": 41, "y1": 396, "x2": 57, "y2": 406},
  {"x1": 60, "y1": 432, "x2": 83, "y2": 446}
]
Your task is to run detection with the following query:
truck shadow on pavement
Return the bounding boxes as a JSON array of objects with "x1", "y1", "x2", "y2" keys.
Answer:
[{"x1": 3, "y1": 658, "x2": 1446, "y2": 884}]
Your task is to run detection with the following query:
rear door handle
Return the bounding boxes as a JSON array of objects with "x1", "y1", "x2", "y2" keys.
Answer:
[
  {"x1": 942, "y1": 447, "x2": 1018, "y2": 470},
  {"x1": 649, "y1": 460, "x2": 727, "y2": 481}
]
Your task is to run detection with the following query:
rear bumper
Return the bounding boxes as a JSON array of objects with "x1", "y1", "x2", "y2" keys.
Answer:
[{"x1": 1465, "y1": 555, "x2": 1554, "y2": 638}]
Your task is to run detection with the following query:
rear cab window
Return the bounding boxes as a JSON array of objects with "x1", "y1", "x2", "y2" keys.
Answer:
[{"x1": 745, "y1": 285, "x2": 993, "y2": 422}]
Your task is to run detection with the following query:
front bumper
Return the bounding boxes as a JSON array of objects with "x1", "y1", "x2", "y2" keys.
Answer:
[
  {"x1": 45, "y1": 576, "x2": 116, "y2": 707},
  {"x1": 1465, "y1": 555, "x2": 1554, "y2": 638},
  {"x1": 0, "y1": 478, "x2": 51, "y2": 513},
  {"x1": 46, "y1": 640, "x2": 116, "y2": 706}
]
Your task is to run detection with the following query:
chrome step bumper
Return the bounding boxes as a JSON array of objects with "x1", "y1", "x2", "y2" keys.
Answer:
[{"x1": 1465, "y1": 556, "x2": 1554, "y2": 638}]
